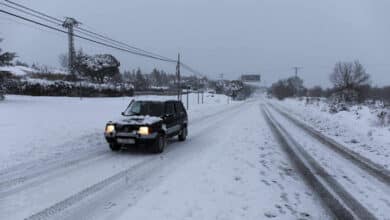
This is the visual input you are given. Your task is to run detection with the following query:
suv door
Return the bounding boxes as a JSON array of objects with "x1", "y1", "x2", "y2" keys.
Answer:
[
  {"x1": 164, "y1": 102, "x2": 179, "y2": 136},
  {"x1": 174, "y1": 101, "x2": 187, "y2": 126}
]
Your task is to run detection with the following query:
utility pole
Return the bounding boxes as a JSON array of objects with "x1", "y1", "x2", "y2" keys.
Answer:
[
  {"x1": 176, "y1": 53, "x2": 181, "y2": 101},
  {"x1": 186, "y1": 87, "x2": 189, "y2": 110},
  {"x1": 220, "y1": 73, "x2": 229, "y2": 104},
  {"x1": 62, "y1": 17, "x2": 79, "y2": 81},
  {"x1": 292, "y1": 66, "x2": 303, "y2": 78},
  {"x1": 197, "y1": 90, "x2": 200, "y2": 104},
  {"x1": 197, "y1": 76, "x2": 200, "y2": 104},
  {"x1": 292, "y1": 66, "x2": 303, "y2": 97},
  {"x1": 219, "y1": 73, "x2": 224, "y2": 81}
]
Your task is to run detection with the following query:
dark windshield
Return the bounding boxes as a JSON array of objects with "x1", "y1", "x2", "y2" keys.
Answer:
[{"x1": 124, "y1": 101, "x2": 164, "y2": 117}]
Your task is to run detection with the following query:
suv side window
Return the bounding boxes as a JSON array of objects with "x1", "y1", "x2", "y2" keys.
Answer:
[
  {"x1": 165, "y1": 102, "x2": 176, "y2": 115},
  {"x1": 175, "y1": 102, "x2": 185, "y2": 114}
]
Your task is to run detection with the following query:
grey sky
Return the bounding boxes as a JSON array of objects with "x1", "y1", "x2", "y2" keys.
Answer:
[{"x1": 1, "y1": 0, "x2": 390, "y2": 87}]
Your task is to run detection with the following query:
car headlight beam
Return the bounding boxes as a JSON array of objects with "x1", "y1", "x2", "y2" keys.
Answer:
[
  {"x1": 105, "y1": 124, "x2": 115, "y2": 133},
  {"x1": 138, "y1": 126, "x2": 150, "y2": 135}
]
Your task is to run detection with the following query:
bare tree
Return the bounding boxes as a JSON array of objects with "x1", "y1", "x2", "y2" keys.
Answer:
[
  {"x1": 330, "y1": 60, "x2": 370, "y2": 103},
  {"x1": 330, "y1": 60, "x2": 370, "y2": 90}
]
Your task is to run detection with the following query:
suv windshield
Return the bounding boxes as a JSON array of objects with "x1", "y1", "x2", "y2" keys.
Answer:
[{"x1": 124, "y1": 101, "x2": 164, "y2": 117}]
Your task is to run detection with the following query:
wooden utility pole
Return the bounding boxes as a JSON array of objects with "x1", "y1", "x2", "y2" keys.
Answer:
[
  {"x1": 176, "y1": 53, "x2": 181, "y2": 101},
  {"x1": 198, "y1": 90, "x2": 200, "y2": 104},
  {"x1": 186, "y1": 88, "x2": 189, "y2": 110}
]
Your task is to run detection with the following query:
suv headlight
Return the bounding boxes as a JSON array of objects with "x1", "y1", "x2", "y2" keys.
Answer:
[
  {"x1": 105, "y1": 124, "x2": 115, "y2": 133},
  {"x1": 138, "y1": 126, "x2": 150, "y2": 135}
]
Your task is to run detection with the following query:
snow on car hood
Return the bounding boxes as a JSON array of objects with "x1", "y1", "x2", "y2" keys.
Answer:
[{"x1": 115, "y1": 115, "x2": 162, "y2": 125}]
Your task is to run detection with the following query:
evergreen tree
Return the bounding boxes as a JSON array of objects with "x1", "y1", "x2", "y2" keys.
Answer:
[
  {"x1": 134, "y1": 68, "x2": 148, "y2": 90},
  {"x1": 0, "y1": 38, "x2": 17, "y2": 66}
]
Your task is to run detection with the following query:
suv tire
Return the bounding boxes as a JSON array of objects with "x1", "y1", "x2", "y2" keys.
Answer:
[
  {"x1": 109, "y1": 143, "x2": 121, "y2": 151},
  {"x1": 178, "y1": 126, "x2": 187, "y2": 141},
  {"x1": 152, "y1": 134, "x2": 166, "y2": 153}
]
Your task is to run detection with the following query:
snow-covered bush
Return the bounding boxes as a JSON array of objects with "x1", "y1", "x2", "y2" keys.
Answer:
[
  {"x1": 0, "y1": 86, "x2": 4, "y2": 100},
  {"x1": 76, "y1": 53, "x2": 120, "y2": 83},
  {"x1": 4, "y1": 78, "x2": 134, "y2": 97},
  {"x1": 372, "y1": 107, "x2": 390, "y2": 127},
  {"x1": 328, "y1": 101, "x2": 350, "y2": 114},
  {"x1": 327, "y1": 89, "x2": 360, "y2": 113}
]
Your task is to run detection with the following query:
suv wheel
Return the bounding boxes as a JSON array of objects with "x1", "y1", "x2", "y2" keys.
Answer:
[
  {"x1": 178, "y1": 126, "x2": 187, "y2": 141},
  {"x1": 152, "y1": 134, "x2": 166, "y2": 153},
  {"x1": 109, "y1": 143, "x2": 121, "y2": 151}
]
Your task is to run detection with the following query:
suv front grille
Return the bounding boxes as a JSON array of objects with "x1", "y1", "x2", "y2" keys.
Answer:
[{"x1": 115, "y1": 125, "x2": 139, "y2": 133}]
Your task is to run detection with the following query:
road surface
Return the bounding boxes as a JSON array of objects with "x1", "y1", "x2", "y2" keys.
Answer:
[{"x1": 7, "y1": 98, "x2": 386, "y2": 219}]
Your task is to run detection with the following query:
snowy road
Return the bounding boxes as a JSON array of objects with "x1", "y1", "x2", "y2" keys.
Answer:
[
  {"x1": 0, "y1": 97, "x2": 333, "y2": 220},
  {"x1": 264, "y1": 103, "x2": 390, "y2": 220}
]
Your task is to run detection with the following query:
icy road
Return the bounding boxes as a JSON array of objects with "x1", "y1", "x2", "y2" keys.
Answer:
[{"x1": 1, "y1": 95, "x2": 389, "y2": 219}]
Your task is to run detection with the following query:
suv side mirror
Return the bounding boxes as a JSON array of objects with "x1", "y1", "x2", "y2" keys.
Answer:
[
  {"x1": 121, "y1": 112, "x2": 125, "y2": 116},
  {"x1": 163, "y1": 113, "x2": 174, "y2": 119}
]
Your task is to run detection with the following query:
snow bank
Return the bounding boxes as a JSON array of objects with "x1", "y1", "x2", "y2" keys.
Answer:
[
  {"x1": 270, "y1": 98, "x2": 390, "y2": 169},
  {"x1": 0, "y1": 65, "x2": 68, "y2": 76},
  {"x1": 0, "y1": 65, "x2": 36, "y2": 76}
]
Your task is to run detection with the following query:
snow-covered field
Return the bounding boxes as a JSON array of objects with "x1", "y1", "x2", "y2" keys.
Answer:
[
  {"x1": 0, "y1": 93, "x2": 232, "y2": 170},
  {"x1": 269, "y1": 98, "x2": 390, "y2": 170}
]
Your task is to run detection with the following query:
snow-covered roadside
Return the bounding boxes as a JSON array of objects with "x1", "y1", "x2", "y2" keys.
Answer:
[
  {"x1": 0, "y1": 94, "x2": 236, "y2": 170},
  {"x1": 269, "y1": 98, "x2": 390, "y2": 169},
  {"x1": 115, "y1": 102, "x2": 330, "y2": 220},
  {"x1": 0, "y1": 65, "x2": 67, "y2": 76}
]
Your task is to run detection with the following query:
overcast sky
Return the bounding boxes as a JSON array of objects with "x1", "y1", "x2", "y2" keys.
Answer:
[{"x1": 1, "y1": 0, "x2": 390, "y2": 87}]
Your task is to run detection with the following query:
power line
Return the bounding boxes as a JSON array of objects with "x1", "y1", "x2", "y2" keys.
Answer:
[
  {"x1": 4, "y1": 0, "x2": 63, "y2": 23},
  {"x1": 0, "y1": 9, "x2": 177, "y2": 62},
  {"x1": 181, "y1": 63, "x2": 203, "y2": 76},
  {"x1": 0, "y1": 15, "x2": 66, "y2": 38},
  {"x1": 1, "y1": 1, "x2": 205, "y2": 76},
  {"x1": 75, "y1": 27, "x2": 176, "y2": 62},
  {"x1": 3, "y1": 0, "x2": 176, "y2": 63},
  {"x1": 0, "y1": 2, "x2": 62, "y2": 26},
  {"x1": 1, "y1": 1, "x2": 172, "y2": 61}
]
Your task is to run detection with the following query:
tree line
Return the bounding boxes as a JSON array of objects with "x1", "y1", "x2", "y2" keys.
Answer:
[
  {"x1": 269, "y1": 60, "x2": 390, "y2": 105},
  {"x1": 0, "y1": 38, "x2": 254, "y2": 99}
]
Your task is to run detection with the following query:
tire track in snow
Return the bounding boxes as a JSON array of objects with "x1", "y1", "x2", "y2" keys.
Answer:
[
  {"x1": 262, "y1": 104, "x2": 377, "y2": 220},
  {"x1": 24, "y1": 101, "x2": 248, "y2": 220},
  {"x1": 26, "y1": 157, "x2": 155, "y2": 220},
  {"x1": 0, "y1": 152, "x2": 113, "y2": 198},
  {"x1": 268, "y1": 102, "x2": 390, "y2": 185},
  {"x1": 0, "y1": 101, "x2": 246, "y2": 198}
]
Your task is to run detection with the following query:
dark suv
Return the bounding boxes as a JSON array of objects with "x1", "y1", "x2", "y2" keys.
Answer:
[{"x1": 104, "y1": 100, "x2": 188, "y2": 153}]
